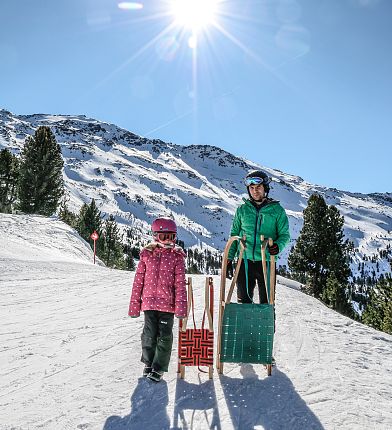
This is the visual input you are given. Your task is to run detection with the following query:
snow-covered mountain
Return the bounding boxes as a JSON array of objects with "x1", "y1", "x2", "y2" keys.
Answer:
[
  {"x1": 1, "y1": 213, "x2": 392, "y2": 429},
  {"x1": 1, "y1": 108, "x2": 391, "y2": 278}
]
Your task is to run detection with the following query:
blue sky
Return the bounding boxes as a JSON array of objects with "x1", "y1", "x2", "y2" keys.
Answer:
[{"x1": 0, "y1": 0, "x2": 391, "y2": 193}]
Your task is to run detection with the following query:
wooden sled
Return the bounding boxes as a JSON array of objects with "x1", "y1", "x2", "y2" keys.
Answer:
[
  {"x1": 216, "y1": 235, "x2": 276, "y2": 376},
  {"x1": 178, "y1": 277, "x2": 214, "y2": 379}
]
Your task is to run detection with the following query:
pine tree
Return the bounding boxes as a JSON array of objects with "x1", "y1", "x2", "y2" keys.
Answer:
[
  {"x1": 322, "y1": 273, "x2": 354, "y2": 317},
  {"x1": 288, "y1": 193, "x2": 329, "y2": 296},
  {"x1": 0, "y1": 148, "x2": 19, "y2": 213},
  {"x1": 124, "y1": 228, "x2": 136, "y2": 271},
  {"x1": 18, "y1": 126, "x2": 64, "y2": 215},
  {"x1": 58, "y1": 195, "x2": 78, "y2": 228},
  {"x1": 102, "y1": 215, "x2": 124, "y2": 268},
  {"x1": 382, "y1": 301, "x2": 392, "y2": 334},
  {"x1": 77, "y1": 199, "x2": 102, "y2": 243},
  {"x1": 288, "y1": 193, "x2": 352, "y2": 302},
  {"x1": 324, "y1": 205, "x2": 351, "y2": 285},
  {"x1": 362, "y1": 276, "x2": 392, "y2": 334},
  {"x1": 125, "y1": 250, "x2": 136, "y2": 271}
]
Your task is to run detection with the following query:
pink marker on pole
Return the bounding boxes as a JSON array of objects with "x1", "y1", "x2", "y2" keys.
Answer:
[{"x1": 90, "y1": 231, "x2": 99, "y2": 264}]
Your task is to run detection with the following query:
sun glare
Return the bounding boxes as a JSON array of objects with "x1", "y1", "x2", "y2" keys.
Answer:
[{"x1": 170, "y1": 0, "x2": 219, "y2": 32}]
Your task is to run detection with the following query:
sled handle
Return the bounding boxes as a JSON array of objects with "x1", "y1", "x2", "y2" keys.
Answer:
[
  {"x1": 205, "y1": 276, "x2": 213, "y2": 331},
  {"x1": 181, "y1": 278, "x2": 193, "y2": 332},
  {"x1": 225, "y1": 236, "x2": 246, "y2": 304}
]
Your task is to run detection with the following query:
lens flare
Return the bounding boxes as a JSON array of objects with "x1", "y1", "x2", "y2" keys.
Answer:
[
  {"x1": 188, "y1": 35, "x2": 197, "y2": 49},
  {"x1": 118, "y1": 2, "x2": 143, "y2": 10},
  {"x1": 155, "y1": 36, "x2": 180, "y2": 61}
]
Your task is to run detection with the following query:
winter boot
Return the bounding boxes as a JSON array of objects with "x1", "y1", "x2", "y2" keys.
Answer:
[
  {"x1": 143, "y1": 366, "x2": 153, "y2": 377},
  {"x1": 147, "y1": 369, "x2": 164, "y2": 382}
]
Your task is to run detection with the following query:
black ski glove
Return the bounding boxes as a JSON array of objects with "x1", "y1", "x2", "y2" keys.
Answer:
[
  {"x1": 226, "y1": 260, "x2": 234, "y2": 279},
  {"x1": 267, "y1": 242, "x2": 279, "y2": 256}
]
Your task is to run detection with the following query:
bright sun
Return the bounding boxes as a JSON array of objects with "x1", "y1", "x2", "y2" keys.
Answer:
[{"x1": 170, "y1": 0, "x2": 219, "y2": 32}]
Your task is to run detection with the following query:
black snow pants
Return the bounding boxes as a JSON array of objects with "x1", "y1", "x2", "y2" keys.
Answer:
[
  {"x1": 236, "y1": 259, "x2": 269, "y2": 304},
  {"x1": 141, "y1": 310, "x2": 174, "y2": 372},
  {"x1": 236, "y1": 259, "x2": 276, "y2": 332}
]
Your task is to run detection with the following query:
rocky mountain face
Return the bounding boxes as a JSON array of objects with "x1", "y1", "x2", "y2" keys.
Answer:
[{"x1": 1, "y1": 108, "x2": 391, "y2": 278}]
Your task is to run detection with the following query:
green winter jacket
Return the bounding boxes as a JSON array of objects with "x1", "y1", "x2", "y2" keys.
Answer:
[{"x1": 228, "y1": 198, "x2": 290, "y2": 261}]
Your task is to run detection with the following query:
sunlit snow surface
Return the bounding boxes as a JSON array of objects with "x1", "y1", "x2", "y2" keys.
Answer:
[{"x1": 1, "y1": 214, "x2": 391, "y2": 429}]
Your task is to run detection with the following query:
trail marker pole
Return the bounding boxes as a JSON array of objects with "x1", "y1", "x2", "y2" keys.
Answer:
[{"x1": 90, "y1": 231, "x2": 99, "y2": 264}]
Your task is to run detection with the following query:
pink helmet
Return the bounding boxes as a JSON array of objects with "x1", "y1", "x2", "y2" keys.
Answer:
[{"x1": 151, "y1": 218, "x2": 177, "y2": 233}]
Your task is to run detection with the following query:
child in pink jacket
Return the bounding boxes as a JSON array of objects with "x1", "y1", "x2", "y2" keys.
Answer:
[{"x1": 128, "y1": 218, "x2": 187, "y2": 382}]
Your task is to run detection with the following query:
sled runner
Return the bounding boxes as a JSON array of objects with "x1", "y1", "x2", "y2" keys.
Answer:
[
  {"x1": 178, "y1": 277, "x2": 214, "y2": 379},
  {"x1": 216, "y1": 235, "x2": 276, "y2": 376}
]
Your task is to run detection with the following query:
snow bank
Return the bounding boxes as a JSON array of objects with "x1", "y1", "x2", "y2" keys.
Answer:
[{"x1": 0, "y1": 213, "x2": 96, "y2": 264}]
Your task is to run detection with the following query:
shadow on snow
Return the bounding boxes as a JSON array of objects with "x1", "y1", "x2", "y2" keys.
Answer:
[
  {"x1": 219, "y1": 364, "x2": 324, "y2": 430},
  {"x1": 103, "y1": 377, "x2": 170, "y2": 430},
  {"x1": 172, "y1": 377, "x2": 221, "y2": 429},
  {"x1": 103, "y1": 366, "x2": 324, "y2": 430}
]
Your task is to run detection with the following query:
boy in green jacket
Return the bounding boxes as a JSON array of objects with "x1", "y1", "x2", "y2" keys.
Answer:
[{"x1": 227, "y1": 170, "x2": 290, "y2": 304}]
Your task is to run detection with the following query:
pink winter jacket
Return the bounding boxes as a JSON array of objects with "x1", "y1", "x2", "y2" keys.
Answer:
[{"x1": 128, "y1": 243, "x2": 187, "y2": 318}]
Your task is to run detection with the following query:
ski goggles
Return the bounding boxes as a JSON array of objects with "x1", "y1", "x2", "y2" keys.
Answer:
[
  {"x1": 153, "y1": 232, "x2": 177, "y2": 242},
  {"x1": 244, "y1": 177, "x2": 270, "y2": 186}
]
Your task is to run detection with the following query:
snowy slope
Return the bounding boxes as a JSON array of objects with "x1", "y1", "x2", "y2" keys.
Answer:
[
  {"x1": 0, "y1": 108, "x2": 391, "y2": 278},
  {"x1": 1, "y1": 215, "x2": 392, "y2": 429},
  {"x1": 0, "y1": 214, "x2": 101, "y2": 264}
]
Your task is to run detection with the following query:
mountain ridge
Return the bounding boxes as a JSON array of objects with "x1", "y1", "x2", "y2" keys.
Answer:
[{"x1": 1, "y1": 108, "x2": 391, "y2": 280}]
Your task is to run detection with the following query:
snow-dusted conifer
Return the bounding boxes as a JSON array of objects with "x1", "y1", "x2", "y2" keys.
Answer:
[
  {"x1": 288, "y1": 193, "x2": 329, "y2": 296},
  {"x1": 77, "y1": 199, "x2": 102, "y2": 243},
  {"x1": 362, "y1": 276, "x2": 392, "y2": 334},
  {"x1": 18, "y1": 126, "x2": 64, "y2": 215},
  {"x1": 0, "y1": 148, "x2": 19, "y2": 213},
  {"x1": 288, "y1": 193, "x2": 352, "y2": 303},
  {"x1": 102, "y1": 214, "x2": 124, "y2": 268},
  {"x1": 58, "y1": 194, "x2": 78, "y2": 228}
]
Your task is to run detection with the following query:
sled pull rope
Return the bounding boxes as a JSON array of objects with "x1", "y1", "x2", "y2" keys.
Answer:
[
  {"x1": 198, "y1": 277, "x2": 214, "y2": 374},
  {"x1": 268, "y1": 238, "x2": 276, "y2": 305},
  {"x1": 188, "y1": 281, "x2": 197, "y2": 330},
  {"x1": 243, "y1": 251, "x2": 252, "y2": 303},
  {"x1": 260, "y1": 235, "x2": 270, "y2": 304}
]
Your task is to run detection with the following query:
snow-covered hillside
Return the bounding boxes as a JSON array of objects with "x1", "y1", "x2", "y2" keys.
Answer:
[
  {"x1": 0, "y1": 213, "x2": 102, "y2": 265},
  {"x1": 1, "y1": 108, "x2": 391, "y2": 279},
  {"x1": 1, "y1": 215, "x2": 392, "y2": 429}
]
